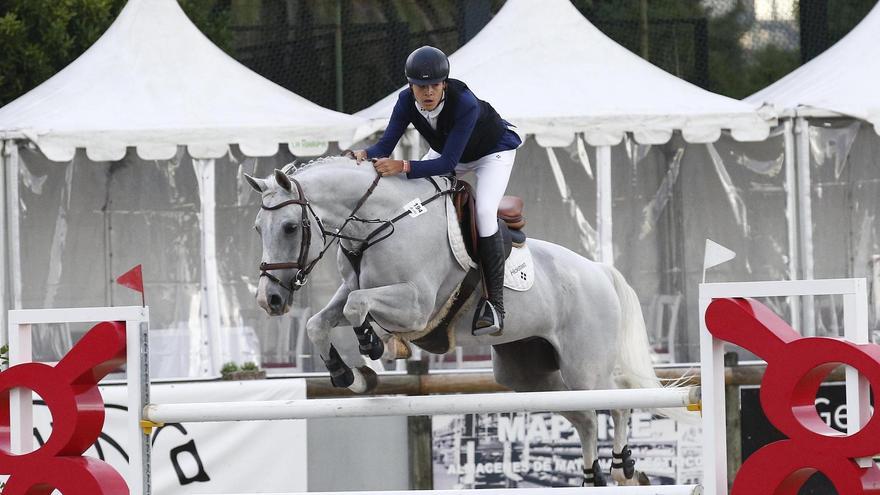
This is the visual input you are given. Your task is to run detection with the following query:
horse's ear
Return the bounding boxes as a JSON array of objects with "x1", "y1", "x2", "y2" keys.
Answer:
[
  {"x1": 274, "y1": 169, "x2": 293, "y2": 192},
  {"x1": 243, "y1": 173, "x2": 267, "y2": 193}
]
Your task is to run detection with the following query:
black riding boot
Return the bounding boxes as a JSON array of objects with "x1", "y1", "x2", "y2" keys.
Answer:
[{"x1": 472, "y1": 229, "x2": 505, "y2": 336}]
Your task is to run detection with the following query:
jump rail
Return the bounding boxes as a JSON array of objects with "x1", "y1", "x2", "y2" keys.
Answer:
[
  {"x1": 12, "y1": 278, "x2": 875, "y2": 494},
  {"x1": 143, "y1": 387, "x2": 700, "y2": 424},
  {"x1": 211, "y1": 487, "x2": 703, "y2": 495}
]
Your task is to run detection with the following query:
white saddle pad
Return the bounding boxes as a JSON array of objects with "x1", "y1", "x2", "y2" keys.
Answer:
[{"x1": 445, "y1": 194, "x2": 535, "y2": 292}]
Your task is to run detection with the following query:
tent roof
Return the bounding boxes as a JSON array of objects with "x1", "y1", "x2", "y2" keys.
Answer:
[
  {"x1": 746, "y1": 4, "x2": 880, "y2": 132},
  {"x1": 356, "y1": 0, "x2": 773, "y2": 147},
  {"x1": 0, "y1": 0, "x2": 364, "y2": 161}
]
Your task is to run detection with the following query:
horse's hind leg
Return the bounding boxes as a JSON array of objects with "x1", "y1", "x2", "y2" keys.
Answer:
[
  {"x1": 610, "y1": 409, "x2": 650, "y2": 485},
  {"x1": 555, "y1": 342, "x2": 632, "y2": 486},
  {"x1": 492, "y1": 340, "x2": 606, "y2": 487}
]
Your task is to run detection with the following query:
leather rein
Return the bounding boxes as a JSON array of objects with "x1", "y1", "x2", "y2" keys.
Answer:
[{"x1": 258, "y1": 171, "x2": 458, "y2": 299}]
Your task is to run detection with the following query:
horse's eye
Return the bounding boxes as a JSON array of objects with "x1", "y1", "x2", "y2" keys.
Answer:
[
  {"x1": 254, "y1": 225, "x2": 261, "y2": 235},
  {"x1": 283, "y1": 223, "x2": 296, "y2": 234}
]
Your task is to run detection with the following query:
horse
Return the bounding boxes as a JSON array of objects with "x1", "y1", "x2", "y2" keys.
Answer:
[{"x1": 245, "y1": 156, "x2": 688, "y2": 487}]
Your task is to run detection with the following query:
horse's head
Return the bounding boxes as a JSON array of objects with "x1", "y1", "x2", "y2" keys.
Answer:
[{"x1": 245, "y1": 166, "x2": 323, "y2": 316}]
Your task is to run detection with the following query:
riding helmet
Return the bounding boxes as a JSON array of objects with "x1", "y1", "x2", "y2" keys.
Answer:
[{"x1": 405, "y1": 46, "x2": 449, "y2": 84}]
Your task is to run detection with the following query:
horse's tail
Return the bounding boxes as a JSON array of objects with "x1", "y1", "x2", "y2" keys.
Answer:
[{"x1": 603, "y1": 263, "x2": 698, "y2": 423}]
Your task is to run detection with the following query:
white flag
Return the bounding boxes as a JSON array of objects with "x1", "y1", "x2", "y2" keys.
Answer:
[{"x1": 703, "y1": 239, "x2": 736, "y2": 272}]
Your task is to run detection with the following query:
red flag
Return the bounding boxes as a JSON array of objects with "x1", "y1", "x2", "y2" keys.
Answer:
[{"x1": 116, "y1": 264, "x2": 144, "y2": 299}]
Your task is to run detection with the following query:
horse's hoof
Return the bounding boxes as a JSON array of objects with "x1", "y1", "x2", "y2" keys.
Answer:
[
  {"x1": 348, "y1": 366, "x2": 379, "y2": 394},
  {"x1": 382, "y1": 335, "x2": 412, "y2": 360},
  {"x1": 615, "y1": 470, "x2": 650, "y2": 485}
]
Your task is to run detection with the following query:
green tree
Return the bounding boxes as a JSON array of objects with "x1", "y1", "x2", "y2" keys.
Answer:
[{"x1": 0, "y1": 0, "x2": 230, "y2": 107}]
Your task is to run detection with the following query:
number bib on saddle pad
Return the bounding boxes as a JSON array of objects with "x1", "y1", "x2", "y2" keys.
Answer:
[{"x1": 443, "y1": 187, "x2": 535, "y2": 292}]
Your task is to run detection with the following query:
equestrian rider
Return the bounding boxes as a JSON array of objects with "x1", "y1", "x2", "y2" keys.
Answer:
[{"x1": 348, "y1": 45, "x2": 521, "y2": 336}]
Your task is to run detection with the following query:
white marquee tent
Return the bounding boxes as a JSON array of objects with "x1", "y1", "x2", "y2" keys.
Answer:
[
  {"x1": 358, "y1": 0, "x2": 773, "y2": 148},
  {"x1": 747, "y1": 3, "x2": 880, "y2": 130},
  {"x1": 0, "y1": 0, "x2": 363, "y2": 160},
  {"x1": 0, "y1": 0, "x2": 364, "y2": 377},
  {"x1": 357, "y1": 0, "x2": 777, "y2": 265},
  {"x1": 745, "y1": 3, "x2": 880, "y2": 337}
]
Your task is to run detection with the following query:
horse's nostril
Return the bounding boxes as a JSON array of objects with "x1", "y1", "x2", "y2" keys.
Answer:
[{"x1": 269, "y1": 294, "x2": 283, "y2": 310}]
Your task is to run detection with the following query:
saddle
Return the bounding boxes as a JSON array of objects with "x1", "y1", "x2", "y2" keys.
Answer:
[
  {"x1": 409, "y1": 180, "x2": 531, "y2": 355},
  {"x1": 452, "y1": 181, "x2": 527, "y2": 261}
]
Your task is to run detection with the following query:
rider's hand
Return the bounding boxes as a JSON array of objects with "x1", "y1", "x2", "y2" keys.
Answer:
[
  {"x1": 344, "y1": 149, "x2": 368, "y2": 164},
  {"x1": 374, "y1": 158, "x2": 407, "y2": 177}
]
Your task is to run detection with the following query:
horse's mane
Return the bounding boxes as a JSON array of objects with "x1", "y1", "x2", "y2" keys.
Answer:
[{"x1": 286, "y1": 156, "x2": 355, "y2": 176}]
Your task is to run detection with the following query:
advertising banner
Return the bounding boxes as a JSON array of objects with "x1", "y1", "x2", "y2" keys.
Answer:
[
  {"x1": 30, "y1": 378, "x2": 308, "y2": 494},
  {"x1": 432, "y1": 411, "x2": 701, "y2": 488}
]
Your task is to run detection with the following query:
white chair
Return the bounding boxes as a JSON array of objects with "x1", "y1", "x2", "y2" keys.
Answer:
[{"x1": 648, "y1": 293, "x2": 682, "y2": 363}]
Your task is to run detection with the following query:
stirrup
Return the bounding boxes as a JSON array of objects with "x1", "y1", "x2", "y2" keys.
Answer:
[{"x1": 472, "y1": 299, "x2": 503, "y2": 337}]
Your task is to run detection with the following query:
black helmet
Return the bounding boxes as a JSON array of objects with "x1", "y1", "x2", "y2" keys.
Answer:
[{"x1": 405, "y1": 46, "x2": 449, "y2": 85}]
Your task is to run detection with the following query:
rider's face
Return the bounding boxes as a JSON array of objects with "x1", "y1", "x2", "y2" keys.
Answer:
[{"x1": 411, "y1": 82, "x2": 446, "y2": 111}]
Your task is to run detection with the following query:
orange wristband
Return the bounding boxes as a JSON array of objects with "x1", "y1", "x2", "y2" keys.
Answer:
[{"x1": 403, "y1": 160, "x2": 411, "y2": 173}]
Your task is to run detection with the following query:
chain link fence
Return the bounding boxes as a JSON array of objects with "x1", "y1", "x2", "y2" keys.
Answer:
[
  {"x1": 213, "y1": 0, "x2": 878, "y2": 113},
  {"x1": 1, "y1": 0, "x2": 876, "y2": 109}
]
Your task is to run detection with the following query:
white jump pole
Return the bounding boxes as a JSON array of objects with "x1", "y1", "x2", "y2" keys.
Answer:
[
  {"x1": 210, "y1": 487, "x2": 703, "y2": 495},
  {"x1": 144, "y1": 386, "x2": 699, "y2": 424}
]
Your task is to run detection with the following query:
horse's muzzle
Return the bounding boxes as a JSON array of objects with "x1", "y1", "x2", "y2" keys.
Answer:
[{"x1": 257, "y1": 277, "x2": 290, "y2": 316}]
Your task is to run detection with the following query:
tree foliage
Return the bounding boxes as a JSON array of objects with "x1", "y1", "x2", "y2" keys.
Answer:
[{"x1": 0, "y1": 0, "x2": 229, "y2": 107}]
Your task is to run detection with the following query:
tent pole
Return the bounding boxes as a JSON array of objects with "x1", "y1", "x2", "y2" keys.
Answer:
[
  {"x1": 5, "y1": 141, "x2": 21, "y2": 312},
  {"x1": 194, "y1": 158, "x2": 223, "y2": 376},
  {"x1": 783, "y1": 119, "x2": 801, "y2": 331},
  {"x1": 597, "y1": 145, "x2": 613, "y2": 265},
  {"x1": 795, "y1": 117, "x2": 816, "y2": 336},
  {"x1": 0, "y1": 141, "x2": 7, "y2": 352}
]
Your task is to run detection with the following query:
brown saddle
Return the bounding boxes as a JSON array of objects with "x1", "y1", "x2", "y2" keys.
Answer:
[
  {"x1": 452, "y1": 180, "x2": 527, "y2": 260},
  {"x1": 409, "y1": 181, "x2": 527, "y2": 354}
]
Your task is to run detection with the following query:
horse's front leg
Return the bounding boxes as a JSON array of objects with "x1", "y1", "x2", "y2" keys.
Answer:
[
  {"x1": 343, "y1": 281, "x2": 429, "y2": 333},
  {"x1": 306, "y1": 283, "x2": 368, "y2": 392}
]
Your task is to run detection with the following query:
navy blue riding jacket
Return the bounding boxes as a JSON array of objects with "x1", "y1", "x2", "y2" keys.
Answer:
[{"x1": 365, "y1": 79, "x2": 521, "y2": 179}]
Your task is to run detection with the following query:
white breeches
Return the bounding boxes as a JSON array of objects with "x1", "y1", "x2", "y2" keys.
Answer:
[{"x1": 422, "y1": 148, "x2": 516, "y2": 236}]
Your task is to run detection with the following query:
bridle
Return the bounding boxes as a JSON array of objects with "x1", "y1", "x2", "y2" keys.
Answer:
[
  {"x1": 258, "y1": 173, "x2": 382, "y2": 297},
  {"x1": 258, "y1": 170, "x2": 459, "y2": 302}
]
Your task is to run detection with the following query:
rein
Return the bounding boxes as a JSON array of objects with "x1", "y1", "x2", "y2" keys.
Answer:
[{"x1": 259, "y1": 172, "x2": 460, "y2": 298}]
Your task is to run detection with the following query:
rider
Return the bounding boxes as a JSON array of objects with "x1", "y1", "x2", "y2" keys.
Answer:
[{"x1": 348, "y1": 45, "x2": 521, "y2": 336}]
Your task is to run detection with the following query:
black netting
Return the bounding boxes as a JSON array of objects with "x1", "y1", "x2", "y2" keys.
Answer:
[
  {"x1": 213, "y1": 0, "x2": 879, "y2": 109},
  {"x1": 2, "y1": 0, "x2": 878, "y2": 108}
]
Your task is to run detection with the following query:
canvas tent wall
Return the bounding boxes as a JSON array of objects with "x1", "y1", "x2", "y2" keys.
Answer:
[
  {"x1": 0, "y1": 0, "x2": 364, "y2": 377},
  {"x1": 357, "y1": 0, "x2": 778, "y2": 362},
  {"x1": 746, "y1": 3, "x2": 880, "y2": 338}
]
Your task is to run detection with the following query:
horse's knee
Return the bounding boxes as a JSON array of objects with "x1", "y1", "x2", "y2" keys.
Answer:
[
  {"x1": 306, "y1": 316, "x2": 331, "y2": 345},
  {"x1": 342, "y1": 294, "x2": 369, "y2": 324}
]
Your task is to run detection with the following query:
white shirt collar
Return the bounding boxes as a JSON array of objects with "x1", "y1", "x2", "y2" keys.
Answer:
[{"x1": 415, "y1": 95, "x2": 445, "y2": 120}]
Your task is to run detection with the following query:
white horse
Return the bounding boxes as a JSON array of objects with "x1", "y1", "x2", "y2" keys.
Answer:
[{"x1": 245, "y1": 157, "x2": 686, "y2": 486}]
